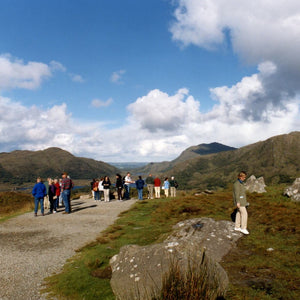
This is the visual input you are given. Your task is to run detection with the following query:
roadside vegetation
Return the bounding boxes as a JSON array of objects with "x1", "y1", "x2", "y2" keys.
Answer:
[
  {"x1": 39, "y1": 184, "x2": 299, "y2": 300},
  {"x1": 0, "y1": 191, "x2": 34, "y2": 222}
]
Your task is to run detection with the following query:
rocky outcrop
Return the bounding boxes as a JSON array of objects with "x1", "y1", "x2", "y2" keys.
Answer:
[
  {"x1": 110, "y1": 218, "x2": 242, "y2": 300},
  {"x1": 245, "y1": 175, "x2": 266, "y2": 193},
  {"x1": 284, "y1": 178, "x2": 300, "y2": 202}
]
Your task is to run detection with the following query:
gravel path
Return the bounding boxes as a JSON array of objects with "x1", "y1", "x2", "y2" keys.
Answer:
[{"x1": 0, "y1": 197, "x2": 137, "y2": 300}]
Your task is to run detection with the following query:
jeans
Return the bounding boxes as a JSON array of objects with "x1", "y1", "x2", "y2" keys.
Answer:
[
  {"x1": 137, "y1": 189, "x2": 143, "y2": 200},
  {"x1": 62, "y1": 190, "x2": 71, "y2": 213},
  {"x1": 34, "y1": 197, "x2": 44, "y2": 214},
  {"x1": 94, "y1": 190, "x2": 100, "y2": 200},
  {"x1": 124, "y1": 184, "x2": 130, "y2": 199}
]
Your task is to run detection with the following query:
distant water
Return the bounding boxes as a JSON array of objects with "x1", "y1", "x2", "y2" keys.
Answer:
[{"x1": 108, "y1": 162, "x2": 149, "y2": 169}]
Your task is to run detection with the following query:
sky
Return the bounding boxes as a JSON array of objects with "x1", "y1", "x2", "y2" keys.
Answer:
[{"x1": 0, "y1": 0, "x2": 299, "y2": 162}]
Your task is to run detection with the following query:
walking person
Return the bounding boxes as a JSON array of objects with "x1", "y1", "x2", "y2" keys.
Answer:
[
  {"x1": 170, "y1": 176, "x2": 178, "y2": 197},
  {"x1": 32, "y1": 177, "x2": 47, "y2": 217},
  {"x1": 145, "y1": 174, "x2": 154, "y2": 199},
  {"x1": 116, "y1": 174, "x2": 123, "y2": 201},
  {"x1": 154, "y1": 176, "x2": 161, "y2": 198},
  {"x1": 233, "y1": 171, "x2": 249, "y2": 235},
  {"x1": 163, "y1": 177, "x2": 170, "y2": 198},
  {"x1": 61, "y1": 172, "x2": 74, "y2": 214},
  {"x1": 102, "y1": 176, "x2": 111, "y2": 202},
  {"x1": 135, "y1": 176, "x2": 145, "y2": 200}
]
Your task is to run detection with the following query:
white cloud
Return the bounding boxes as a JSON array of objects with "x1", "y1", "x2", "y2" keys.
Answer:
[
  {"x1": 91, "y1": 98, "x2": 113, "y2": 108},
  {"x1": 0, "y1": 84, "x2": 299, "y2": 162},
  {"x1": 69, "y1": 73, "x2": 85, "y2": 83},
  {"x1": 170, "y1": 0, "x2": 300, "y2": 67},
  {"x1": 50, "y1": 60, "x2": 66, "y2": 72},
  {"x1": 0, "y1": 54, "x2": 52, "y2": 90},
  {"x1": 110, "y1": 69, "x2": 126, "y2": 84}
]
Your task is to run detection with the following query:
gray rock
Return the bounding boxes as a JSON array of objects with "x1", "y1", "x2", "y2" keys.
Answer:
[
  {"x1": 110, "y1": 218, "x2": 242, "y2": 300},
  {"x1": 245, "y1": 175, "x2": 266, "y2": 193},
  {"x1": 284, "y1": 178, "x2": 300, "y2": 202}
]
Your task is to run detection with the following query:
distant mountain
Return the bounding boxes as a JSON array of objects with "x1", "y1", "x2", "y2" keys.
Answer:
[
  {"x1": 173, "y1": 142, "x2": 236, "y2": 164},
  {"x1": 132, "y1": 142, "x2": 236, "y2": 175},
  {"x1": 0, "y1": 147, "x2": 119, "y2": 185},
  {"x1": 166, "y1": 131, "x2": 300, "y2": 189}
]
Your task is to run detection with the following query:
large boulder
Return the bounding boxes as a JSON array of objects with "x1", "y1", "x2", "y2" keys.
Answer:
[
  {"x1": 110, "y1": 218, "x2": 242, "y2": 300},
  {"x1": 284, "y1": 178, "x2": 300, "y2": 202},
  {"x1": 245, "y1": 175, "x2": 266, "y2": 193}
]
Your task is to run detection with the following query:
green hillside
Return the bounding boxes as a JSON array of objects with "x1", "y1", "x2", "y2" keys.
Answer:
[
  {"x1": 169, "y1": 131, "x2": 300, "y2": 189},
  {"x1": 0, "y1": 147, "x2": 119, "y2": 185}
]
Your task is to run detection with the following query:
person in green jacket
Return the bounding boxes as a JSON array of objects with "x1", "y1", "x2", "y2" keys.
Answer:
[
  {"x1": 233, "y1": 171, "x2": 249, "y2": 235},
  {"x1": 145, "y1": 174, "x2": 154, "y2": 199}
]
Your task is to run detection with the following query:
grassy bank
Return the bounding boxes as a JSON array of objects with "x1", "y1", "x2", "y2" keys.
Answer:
[
  {"x1": 42, "y1": 185, "x2": 299, "y2": 299},
  {"x1": 0, "y1": 191, "x2": 35, "y2": 222}
]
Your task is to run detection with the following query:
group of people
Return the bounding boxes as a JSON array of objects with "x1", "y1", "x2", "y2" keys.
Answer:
[
  {"x1": 32, "y1": 172, "x2": 74, "y2": 216},
  {"x1": 90, "y1": 173, "x2": 179, "y2": 201}
]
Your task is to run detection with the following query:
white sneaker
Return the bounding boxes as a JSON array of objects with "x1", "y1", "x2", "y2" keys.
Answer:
[
  {"x1": 234, "y1": 227, "x2": 241, "y2": 231},
  {"x1": 240, "y1": 229, "x2": 249, "y2": 235}
]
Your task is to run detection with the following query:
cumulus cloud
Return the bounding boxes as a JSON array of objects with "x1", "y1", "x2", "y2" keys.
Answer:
[
  {"x1": 69, "y1": 73, "x2": 85, "y2": 83},
  {"x1": 110, "y1": 69, "x2": 126, "y2": 84},
  {"x1": 0, "y1": 54, "x2": 52, "y2": 90},
  {"x1": 170, "y1": 0, "x2": 300, "y2": 123},
  {"x1": 91, "y1": 98, "x2": 113, "y2": 108},
  {"x1": 0, "y1": 86, "x2": 298, "y2": 162}
]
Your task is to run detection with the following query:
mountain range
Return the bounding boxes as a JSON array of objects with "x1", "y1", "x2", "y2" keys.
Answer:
[
  {"x1": 0, "y1": 147, "x2": 118, "y2": 185},
  {"x1": 0, "y1": 131, "x2": 299, "y2": 189}
]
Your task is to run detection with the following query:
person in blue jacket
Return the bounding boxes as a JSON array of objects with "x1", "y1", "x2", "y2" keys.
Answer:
[
  {"x1": 135, "y1": 176, "x2": 145, "y2": 200},
  {"x1": 32, "y1": 177, "x2": 47, "y2": 217}
]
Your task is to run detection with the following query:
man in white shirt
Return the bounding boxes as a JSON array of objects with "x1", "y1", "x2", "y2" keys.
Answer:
[{"x1": 124, "y1": 172, "x2": 134, "y2": 200}]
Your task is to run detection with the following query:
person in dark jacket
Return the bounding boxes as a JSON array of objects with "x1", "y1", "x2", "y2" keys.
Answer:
[
  {"x1": 116, "y1": 174, "x2": 123, "y2": 201},
  {"x1": 32, "y1": 177, "x2": 47, "y2": 217},
  {"x1": 48, "y1": 179, "x2": 57, "y2": 214},
  {"x1": 102, "y1": 176, "x2": 111, "y2": 202},
  {"x1": 135, "y1": 176, "x2": 145, "y2": 200}
]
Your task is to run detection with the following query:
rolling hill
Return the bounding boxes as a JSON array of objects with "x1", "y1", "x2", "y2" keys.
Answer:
[
  {"x1": 163, "y1": 131, "x2": 300, "y2": 189},
  {"x1": 0, "y1": 147, "x2": 119, "y2": 185}
]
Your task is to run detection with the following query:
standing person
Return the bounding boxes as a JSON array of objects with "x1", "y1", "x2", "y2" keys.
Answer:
[
  {"x1": 58, "y1": 178, "x2": 63, "y2": 207},
  {"x1": 54, "y1": 178, "x2": 61, "y2": 209},
  {"x1": 145, "y1": 174, "x2": 154, "y2": 199},
  {"x1": 163, "y1": 177, "x2": 170, "y2": 198},
  {"x1": 32, "y1": 177, "x2": 47, "y2": 217},
  {"x1": 233, "y1": 171, "x2": 249, "y2": 235},
  {"x1": 90, "y1": 179, "x2": 96, "y2": 199},
  {"x1": 61, "y1": 172, "x2": 74, "y2": 214},
  {"x1": 48, "y1": 179, "x2": 57, "y2": 214},
  {"x1": 135, "y1": 176, "x2": 145, "y2": 200},
  {"x1": 115, "y1": 174, "x2": 123, "y2": 201},
  {"x1": 44, "y1": 178, "x2": 50, "y2": 209},
  {"x1": 102, "y1": 176, "x2": 111, "y2": 202},
  {"x1": 170, "y1": 176, "x2": 178, "y2": 197},
  {"x1": 154, "y1": 176, "x2": 161, "y2": 198},
  {"x1": 93, "y1": 179, "x2": 100, "y2": 201},
  {"x1": 98, "y1": 177, "x2": 104, "y2": 201},
  {"x1": 124, "y1": 172, "x2": 134, "y2": 200}
]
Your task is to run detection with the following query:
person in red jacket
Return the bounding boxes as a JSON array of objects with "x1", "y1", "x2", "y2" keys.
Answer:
[
  {"x1": 54, "y1": 178, "x2": 61, "y2": 208},
  {"x1": 154, "y1": 176, "x2": 161, "y2": 198}
]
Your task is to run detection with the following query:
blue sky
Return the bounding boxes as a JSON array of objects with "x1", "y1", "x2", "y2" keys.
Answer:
[{"x1": 0, "y1": 0, "x2": 299, "y2": 162}]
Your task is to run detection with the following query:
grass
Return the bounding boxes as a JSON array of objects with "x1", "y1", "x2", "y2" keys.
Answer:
[
  {"x1": 0, "y1": 191, "x2": 35, "y2": 222},
  {"x1": 2, "y1": 186, "x2": 299, "y2": 299},
  {"x1": 43, "y1": 186, "x2": 299, "y2": 299}
]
